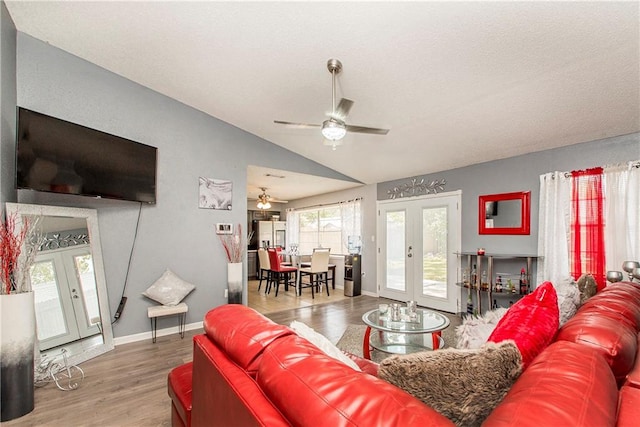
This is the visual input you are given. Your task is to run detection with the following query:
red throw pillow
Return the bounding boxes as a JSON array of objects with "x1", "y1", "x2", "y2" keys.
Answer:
[{"x1": 487, "y1": 281, "x2": 559, "y2": 369}]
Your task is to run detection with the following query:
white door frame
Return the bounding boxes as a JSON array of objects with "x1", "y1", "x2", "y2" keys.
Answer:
[{"x1": 377, "y1": 190, "x2": 461, "y2": 312}]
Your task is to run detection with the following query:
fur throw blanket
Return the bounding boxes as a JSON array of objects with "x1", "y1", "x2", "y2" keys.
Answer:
[
  {"x1": 455, "y1": 307, "x2": 507, "y2": 349},
  {"x1": 378, "y1": 341, "x2": 522, "y2": 427}
]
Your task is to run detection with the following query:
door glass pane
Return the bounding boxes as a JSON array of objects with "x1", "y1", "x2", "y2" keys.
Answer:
[
  {"x1": 422, "y1": 207, "x2": 447, "y2": 298},
  {"x1": 74, "y1": 254, "x2": 100, "y2": 322},
  {"x1": 30, "y1": 260, "x2": 67, "y2": 340},
  {"x1": 386, "y1": 211, "x2": 406, "y2": 291}
]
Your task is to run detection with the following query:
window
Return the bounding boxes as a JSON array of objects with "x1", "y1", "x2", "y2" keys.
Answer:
[{"x1": 287, "y1": 200, "x2": 361, "y2": 255}]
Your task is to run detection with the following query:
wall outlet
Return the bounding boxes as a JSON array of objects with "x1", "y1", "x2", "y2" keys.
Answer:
[
  {"x1": 224, "y1": 289, "x2": 228, "y2": 298},
  {"x1": 114, "y1": 296, "x2": 127, "y2": 319}
]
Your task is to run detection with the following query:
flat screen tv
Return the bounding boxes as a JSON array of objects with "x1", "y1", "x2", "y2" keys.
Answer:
[{"x1": 16, "y1": 107, "x2": 157, "y2": 204}]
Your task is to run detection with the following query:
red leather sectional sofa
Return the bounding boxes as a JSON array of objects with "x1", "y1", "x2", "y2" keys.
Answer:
[{"x1": 169, "y1": 281, "x2": 640, "y2": 426}]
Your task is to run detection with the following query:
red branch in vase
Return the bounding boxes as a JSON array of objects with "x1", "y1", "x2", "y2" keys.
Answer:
[
  {"x1": 0, "y1": 212, "x2": 30, "y2": 294},
  {"x1": 218, "y1": 224, "x2": 252, "y2": 264}
]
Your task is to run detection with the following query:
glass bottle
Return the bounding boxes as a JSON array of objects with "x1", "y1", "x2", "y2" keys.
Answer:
[
  {"x1": 462, "y1": 268, "x2": 469, "y2": 288},
  {"x1": 519, "y1": 268, "x2": 528, "y2": 294},
  {"x1": 495, "y1": 275, "x2": 503, "y2": 293},
  {"x1": 471, "y1": 264, "x2": 477, "y2": 289},
  {"x1": 481, "y1": 270, "x2": 488, "y2": 291}
]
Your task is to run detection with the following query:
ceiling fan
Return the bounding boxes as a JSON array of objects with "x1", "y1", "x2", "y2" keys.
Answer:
[
  {"x1": 255, "y1": 187, "x2": 288, "y2": 209},
  {"x1": 274, "y1": 59, "x2": 390, "y2": 149}
]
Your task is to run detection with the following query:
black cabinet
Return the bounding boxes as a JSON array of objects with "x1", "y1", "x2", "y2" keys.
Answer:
[
  {"x1": 247, "y1": 251, "x2": 257, "y2": 279},
  {"x1": 344, "y1": 255, "x2": 361, "y2": 297}
]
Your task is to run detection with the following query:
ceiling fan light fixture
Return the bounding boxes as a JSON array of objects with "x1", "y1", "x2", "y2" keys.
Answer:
[
  {"x1": 257, "y1": 188, "x2": 272, "y2": 210},
  {"x1": 321, "y1": 119, "x2": 347, "y2": 141},
  {"x1": 257, "y1": 199, "x2": 271, "y2": 210}
]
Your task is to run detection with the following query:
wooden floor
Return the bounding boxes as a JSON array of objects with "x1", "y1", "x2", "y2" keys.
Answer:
[{"x1": 5, "y1": 281, "x2": 383, "y2": 426}]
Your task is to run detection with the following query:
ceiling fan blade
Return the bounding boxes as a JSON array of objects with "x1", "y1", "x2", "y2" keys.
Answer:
[
  {"x1": 330, "y1": 98, "x2": 354, "y2": 121},
  {"x1": 274, "y1": 120, "x2": 321, "y2": 129},
  {"x1": 345, "y1": 124, "x2": 390, "y2": 135}
]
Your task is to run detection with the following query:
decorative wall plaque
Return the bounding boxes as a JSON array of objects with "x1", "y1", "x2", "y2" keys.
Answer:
[{"x1": 387, "y1": 178, "x2": 446, "y2": 199}]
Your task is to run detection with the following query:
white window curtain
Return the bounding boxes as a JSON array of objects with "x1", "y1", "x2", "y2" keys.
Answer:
[
  {"x1": 537, "y1": 161, "x2": 640, "y2": 285},
  {"x1": 604, "y1": 162, "x2": 640, "y2": 272},
  {"x1": 286, "y1": 208, "x2": 299, "y2": 252},
  {"x1": 537, "y1": 171, "x2": 571, "y2": 285},
  {"x1": 340, "y1": 199, "x2": 362, "y2": 253}
]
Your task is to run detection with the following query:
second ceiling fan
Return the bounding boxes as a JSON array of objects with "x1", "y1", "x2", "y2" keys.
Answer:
[{"x1": 274, "y1": 59, "x2": 390, "y2": 149}]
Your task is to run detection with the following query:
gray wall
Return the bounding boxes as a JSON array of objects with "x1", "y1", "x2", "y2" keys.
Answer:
[
  {"x1": 378, "y1": 133, "x2": 640, "y2": 255},
  {"x1": 14, "y1": 33, "x2": 358, "y2": 338},
  {"x1": 0, "y1": 2, "x2": 16, "y2": 206}
]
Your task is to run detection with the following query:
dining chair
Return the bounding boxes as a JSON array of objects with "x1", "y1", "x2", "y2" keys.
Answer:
[
  {"x1": 266, "y1": 248, "x2": 297, "y2": 297},
  {"x1": 298, "y1": 250, "x2": 330, "y2": 299},
  {"x1": 275, "y1": 246, "x2": 292, "y2": 266},
  {"x1": 257, "y1": 248, "x2": 271, "y2": 293}
]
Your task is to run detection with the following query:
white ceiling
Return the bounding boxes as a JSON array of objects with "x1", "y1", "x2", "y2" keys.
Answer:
[
  {"x1": 246, "y1": 165, "x2": 361, "y2": 204},
  {"x1": 6, "y1": 1, "x2": 639, "y2": 201}
]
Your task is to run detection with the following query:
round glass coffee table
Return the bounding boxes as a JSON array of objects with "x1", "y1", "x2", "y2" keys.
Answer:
[{"x1": 361, "y1": 306, "x2": 450, "y2": 359}]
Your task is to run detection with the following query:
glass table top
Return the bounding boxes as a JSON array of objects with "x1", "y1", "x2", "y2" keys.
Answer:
[{"x1": 362, "y1": 307, "x2": 450, "y2": 334}]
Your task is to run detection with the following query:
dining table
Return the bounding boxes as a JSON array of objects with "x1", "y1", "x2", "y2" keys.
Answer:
[{"x1": 287, "y1": 255, "x2": 337, "y2": 290}]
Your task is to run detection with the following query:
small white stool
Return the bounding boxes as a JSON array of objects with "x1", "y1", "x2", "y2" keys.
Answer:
[{"x1": 147, "y1": 303, "x2": 188, "y2": 343}]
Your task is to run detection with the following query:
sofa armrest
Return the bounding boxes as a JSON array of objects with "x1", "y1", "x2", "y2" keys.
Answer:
[{"x1": 191, "y1": 335, "x2": 290, "y2": 427}]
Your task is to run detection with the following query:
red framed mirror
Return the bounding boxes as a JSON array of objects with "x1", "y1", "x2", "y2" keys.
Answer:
[{"x1": 479, "y1": 191, "x2": 531, "y2": 235}]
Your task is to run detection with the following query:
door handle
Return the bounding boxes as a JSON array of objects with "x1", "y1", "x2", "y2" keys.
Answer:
[{"x1": 408, "y1": 246, "x2": 413, "y2": 258}]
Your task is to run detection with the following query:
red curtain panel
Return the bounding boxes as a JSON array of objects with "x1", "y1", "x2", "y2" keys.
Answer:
[{"x1": 570, "y1": 167, "x2": 606, "y2": 290}]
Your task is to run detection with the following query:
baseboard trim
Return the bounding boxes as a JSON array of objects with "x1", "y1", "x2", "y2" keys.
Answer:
[{"x1": 114, "y1": 321, "x2": 203, "y2": 346}]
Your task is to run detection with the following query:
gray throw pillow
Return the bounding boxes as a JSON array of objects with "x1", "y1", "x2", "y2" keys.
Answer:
[
  {"x1": 555, "y1": 277, "x2": 581, "y2": 325},
  {"x1": 577, "y1": 274, "x2": 597, "y2": 305},
  {"x1": 142, "y1": 269, "x2": 195, "y2": 306},
  {"x1": 378, "y1": 341, "x2": 522, "y2": 427}
]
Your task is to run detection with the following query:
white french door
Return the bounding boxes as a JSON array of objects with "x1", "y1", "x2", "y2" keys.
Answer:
[
  {"x1": 30, "y1": 246, "x2": 101, "y2": 350},
  {"x1": 377, "y1": 191, "x2": 461, "y2": 313}
]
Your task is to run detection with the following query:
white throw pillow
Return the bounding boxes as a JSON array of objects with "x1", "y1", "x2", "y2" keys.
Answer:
[
  {"x1": 142, "y1": 269, "x2": 195, "y2": 306},
  {"x1": 289, "y1": 321, "x2": 361, "y2": 371}
]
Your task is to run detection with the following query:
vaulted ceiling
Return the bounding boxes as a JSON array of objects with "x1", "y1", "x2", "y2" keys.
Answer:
[{"x1": 6, "y1": 1, "x2": 639, "y2": 201}]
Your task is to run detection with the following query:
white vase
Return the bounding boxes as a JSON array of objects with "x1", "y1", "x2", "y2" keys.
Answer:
[
  {"x1": 227, "y1": 262, "x2": 243, "y2": 304},
  {"x1": 0, "y1": 291, "x2": 36, "y2": 421}
]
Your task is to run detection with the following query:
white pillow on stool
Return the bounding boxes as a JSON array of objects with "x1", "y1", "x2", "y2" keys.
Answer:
[{"x1": 142, "y1": 269, "x2": 195, "y2": 306}]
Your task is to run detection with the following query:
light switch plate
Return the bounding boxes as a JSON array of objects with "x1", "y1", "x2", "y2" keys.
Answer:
[{"x1": 216, "y1": 223, "x2": 233, "y2": 234}]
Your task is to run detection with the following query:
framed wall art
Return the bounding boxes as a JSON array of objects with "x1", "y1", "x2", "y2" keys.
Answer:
[{"x1": 199, "y1": 177, "x2": 232, "y2": 210}]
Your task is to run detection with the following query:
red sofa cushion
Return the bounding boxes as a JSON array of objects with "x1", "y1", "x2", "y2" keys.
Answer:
[
  {"x1": 483, "y1": 340, "x2": 618, "y2": 427},
  {"x1": 556, "y1": 287, "x2": 639, "y2": 384},
  {"x1": 257, "y1": 334, "x2": 455, "y2": 427},
  {"x1": 167, "y1": 362, "x2": 192, "y2": 427},
  {"x1": 487, "y1": 281, "x2": 559, "y2": 368},
  {"x1": 624, "y1": 334, "x2": 640, "y2": 388},
  {"x1": 579, "y1": 291, "x2": 640, "y2": 329},
  {"x1": 618, "y1": 385, "x2": 640, "y2": 425},
  {"x1": 203, "y1": 304, "x2": 294, "y2": 375}
]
